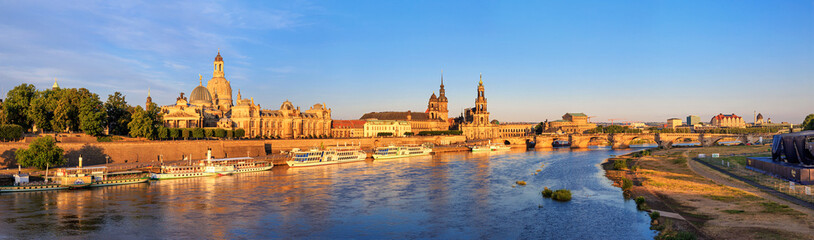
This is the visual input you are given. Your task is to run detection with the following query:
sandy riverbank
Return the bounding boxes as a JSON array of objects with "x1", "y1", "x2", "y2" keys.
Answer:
[{"x1": 604, "y1": 146, "x2": 814, "y2": 240}]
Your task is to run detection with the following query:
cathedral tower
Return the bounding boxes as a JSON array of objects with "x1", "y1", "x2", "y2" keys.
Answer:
[
  {"x1": 438, "y1": 72, "x2": 449, "y2": 120},
  {"x1": 473, "y1": 73, "x2": 489, "y2": 125},
  {"x1": 207, "y1": 50, "x2": 233, "y2": 110}
]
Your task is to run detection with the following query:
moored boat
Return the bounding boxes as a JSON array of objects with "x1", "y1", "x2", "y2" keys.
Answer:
[
  {"x1": 287, "y1": 146, "x2": 367, "y2": 167},
  {"x1": 91, "y1": 171, "x2": 150, "y2": 187},
  {"x1": 372, "y1": 144, "x2": 432, "y2": 160},
  {"x1": 151, "y1": 157, "x2": 272, "y2": 180},
  {"x1": 471, "y1": 144, "x2": 511, "y2": 152},
  {"x1": 0, "y1": 172, "x2": 67, "y2": 193}
]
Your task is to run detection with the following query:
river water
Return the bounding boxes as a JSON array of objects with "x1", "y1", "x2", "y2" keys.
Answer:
[{"x1": 0, "y1": 149, "x2": 655, "y2": 239}]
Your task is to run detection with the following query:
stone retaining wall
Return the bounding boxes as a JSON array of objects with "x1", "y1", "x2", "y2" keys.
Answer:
[{"x1": 0, "y1": 136, "x2": 465, "y2": 168}]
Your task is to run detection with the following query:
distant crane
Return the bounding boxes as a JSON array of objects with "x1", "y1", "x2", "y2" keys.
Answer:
[{"x1": 607, "y1": 119, "x2": 625, "y2": 125}]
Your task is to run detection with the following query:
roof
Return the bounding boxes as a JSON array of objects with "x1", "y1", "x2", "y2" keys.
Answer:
[
  {"x1": 164, "y1": 111, "x2": 199, "y2": 118},
  {"x1": 332, "y1": 120, "x2": 366, "y2": 129},
  {"x1": 566, "y1": 113, "x2": 587, "y2": 117},
  {"x1": 360, "y1": 111, "x2": 437, "y2": 121},
  {"x1": 190, "y1": 85, "x2": 212, "y2": 103},
  {"x1": 712, "y1": 113, "x2": 741, "y2": 120}
]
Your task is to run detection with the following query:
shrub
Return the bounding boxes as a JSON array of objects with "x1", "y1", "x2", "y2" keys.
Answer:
[
  {"x1": 181, "y1": 128, "x2": 191, "y2": 140},
  {"x1": 214, "y1": 129, "x2": 226, "y2": 138},
  {"x1": 169, "y1": 128, "x2": 180, "y2": 140},
  {"x1": 650, "y1": 211, "x2": 660, "y2": 221},
  {"x1": 635, "y1": 196, "x2": 646, "y2": 205},
  {"x1": 621, "y1": 178, "x2": 633, "y2": 191},
  {"x1": 672, "y1": 231, "x2": 697, "y2": 240},
  {"x1": 630, "y1": 164, "x2": 639, "y2": 172},
  {"x1": 542, "y1": 187, "x2": 553, "y2": 198},
  {"x1": 516, "y1": 181, "x2": 526, "y2": 185},
  {"x1": 552, "y1": 189, "x2": 572, "y2": 202},
  {"x1": 613, "y1": 159, "x2": 627, "y2": 170},
  {"x1": 377, "y1": 132, "x2": 393, "y2": 137},
  {"x1": 192, "y1": 128, "x2": 205, "y2": 139},
  {"x1": 205, "y1": 129, "x2": 214, "y2": 138},
  {"x1": 635, "y1": 196, "x2": 649, "y2": 210},
  {"x1": 0, "y1": 124, "x2": 23, "y2": 141},
  {"x1": 235, "y1": 128, "x2": 245, "y2": 138},
  {"x1": 404, "y1": 132, "x2": 414, "y2": 136}
]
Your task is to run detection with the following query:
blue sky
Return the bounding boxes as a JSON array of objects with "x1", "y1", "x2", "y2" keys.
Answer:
[{"x1": 1, "y1": 1, "x2": 812, "y2": 123}]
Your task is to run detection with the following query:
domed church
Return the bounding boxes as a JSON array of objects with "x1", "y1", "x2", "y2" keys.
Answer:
[{"x1": 160, "y1": 51, "x2": 332, "y2": 138}]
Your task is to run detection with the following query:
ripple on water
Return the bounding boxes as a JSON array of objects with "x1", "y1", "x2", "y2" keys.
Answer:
[{"x1": 0, "y1": 149, "x2": 655, "y2": 239}]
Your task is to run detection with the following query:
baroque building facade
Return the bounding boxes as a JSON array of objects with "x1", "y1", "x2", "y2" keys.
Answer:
[
  {"x1": 710, "y1": 113, "x2": 746, "y2": 128},
  {"x1": 544, "y1": 113, "x2": 597, "y2": 134},
  {"x1": 461, "y1": 74, "x2": 500, "y2": 140},
  {"x1": 160, "y1": 51, "x2": 332, "y2": 138},
  {"x1": 360, "y1": 75, "x2": 450, "y2": 133}
]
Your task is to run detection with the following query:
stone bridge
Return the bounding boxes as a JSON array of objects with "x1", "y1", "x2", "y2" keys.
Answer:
[{"x1": 492, "y1": 132, "x2": 774, "y2": 149}]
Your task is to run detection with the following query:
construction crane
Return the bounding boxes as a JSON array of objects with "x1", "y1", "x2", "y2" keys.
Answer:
[{"x1": 607, "y1": 119, "x2": 625, "y2": 125}]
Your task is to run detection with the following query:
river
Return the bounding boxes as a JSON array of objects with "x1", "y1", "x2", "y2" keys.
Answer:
[{"x1": 0, "y1": 149, "x2": 656, "y2": 239}]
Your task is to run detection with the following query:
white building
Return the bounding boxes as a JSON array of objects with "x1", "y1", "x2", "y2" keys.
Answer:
[{"x1": 363, "y1": 120, "x2": 412, "y2": 137}]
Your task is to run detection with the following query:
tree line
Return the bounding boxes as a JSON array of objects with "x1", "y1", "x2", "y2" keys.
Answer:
[{"x1": 0, "y1": 84, "x2": 245, "y2": 141}]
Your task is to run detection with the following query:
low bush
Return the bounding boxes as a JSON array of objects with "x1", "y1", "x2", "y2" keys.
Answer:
[
  {"x1": 650, "y1": 211, "x2": 660, "y2": 222},
  {"x1": 635, "y1": 196, "x2": 649, "y2": 210},
  {"x1": 621, "y1": 178, "x2": 633, "y2": 191},
  {"x1": 552, "y1": 189, "x2": 572, "y2": 202},
  {"x1": 542, "y1": 187, "x2": 553, "y2": 198},
  {"x1": 377, "y1": 132, "x2": 393, "y2": 137},
  {"x1": 0, "y1": 124, "x2": 23, "y2": 141},
  {"x1": 613, "y1": 159, "x2": 627, "y2": 170},
  {"x1": 516, "y1": 181, "x2": 526, "y2": 185}
]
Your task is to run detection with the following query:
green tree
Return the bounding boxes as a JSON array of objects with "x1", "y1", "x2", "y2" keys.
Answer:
[
  {"x1": 157, "y1": 126, "x2": 169, "y2": 140},
  {"x1": 2, "y1": 84, "x2": 37, "y2": 129},
  {"x1": 214, "y1": 129, "x2": 226, "y2": 138},
  {"x1": 181, "y1": 128, "x2": 191, "y2": 139},
  {"x1": 192, "y1": 128, "x2": 205, "y2": 139},
  {"x1": 235, "y1": 128, "x2": 245, "y2": 138},
  {"x1": 226, "y1": 130, "x2": 234, "y2": 139},
  {"x1": 78, "y1": 94, "x2": 107, "y2": 136},
  {"x1": 51, "y1": 97, "x2": 75, "y2": 132},
  {"x1": 169, "y1": 128, "x2": 180, "y2": 139},
  {"x1": 27, "y1": 91, "x2": 53, "y2": 132},
  {"x1": 0, "y1": 124, "x2": 23, "y2": 141},
  {"x1": 205, "y1": 128, "x2": 214, "y2": 138},
  {"x1": 105, "y1": 92, "x2": 132, "y2": 136},
  {"x1": 128, "y1": 106, "x2": 155, "y2": 139},
  {"x1": 802, "y1": 114, "x2": 814, "y2": 131},
  {"x1": 15, "y1": 136, "x2": 65, "y2": 169}
]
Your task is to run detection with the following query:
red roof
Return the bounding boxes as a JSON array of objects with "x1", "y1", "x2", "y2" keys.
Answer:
[
  {"x1": 712, "y1": 113, "x2": 741, "y2": 121},
  {"x1": 332, "y1": 120, "x2": 365, "y2": 129}
]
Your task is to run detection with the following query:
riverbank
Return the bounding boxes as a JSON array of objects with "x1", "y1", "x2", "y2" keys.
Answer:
[{"x1": 604, "y1": 146, "x2": 814, "y2": 239}]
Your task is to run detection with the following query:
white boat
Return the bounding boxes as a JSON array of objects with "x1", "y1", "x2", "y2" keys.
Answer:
[
  {"x1": 151, "y1": 157, "x2": 272, "y2": 180},
  {"x1": 287, "y1": 146, "x2": 367, "y2": 167},
  {"x1": 471, "y1": 144, "x2": 511, "y2": 152},
  {"x1": 372, "y1": 144, "x2": 432, "y2": 160}
]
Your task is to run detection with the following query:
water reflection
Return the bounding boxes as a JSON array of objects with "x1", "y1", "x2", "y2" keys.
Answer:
[{"x1": 0, "y1": 149, "x2": 655, "y2": 239}]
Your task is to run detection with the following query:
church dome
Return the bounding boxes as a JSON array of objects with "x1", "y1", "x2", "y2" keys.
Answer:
[
  {"x1": 190, "y1": 84, "x2": 212, "y2": 106},
  {"x1": 757, "y1": 113, "x2": 764, "y2": 120},
  {"x1": 207, "y1": 77, "x2": 232, "y2": 105}
]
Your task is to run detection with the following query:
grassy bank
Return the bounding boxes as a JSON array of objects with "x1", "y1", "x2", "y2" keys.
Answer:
[{"x1": 604, "y1": 146, "x2": 814, "y2": 239}]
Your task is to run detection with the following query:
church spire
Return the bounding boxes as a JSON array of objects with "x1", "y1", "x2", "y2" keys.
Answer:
[
  {"x1": 199, "y1": 74, "x2": 203, "y2": 85},
  {"x1": 52, "y1": 78, "x2": 60, "y2": 89},
  {"x1": 479, "y1": 73, "x2": 483, "y2": 85}
]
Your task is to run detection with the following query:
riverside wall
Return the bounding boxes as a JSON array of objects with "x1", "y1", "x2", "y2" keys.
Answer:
[{"x1": 0, "y1": 136, "x2": 466, "y2": 168}]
